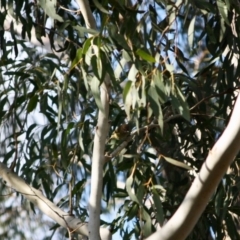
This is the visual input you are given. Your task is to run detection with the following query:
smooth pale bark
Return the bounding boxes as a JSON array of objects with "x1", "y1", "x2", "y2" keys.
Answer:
[
  {"x1": 76, "y1": 0, "x2": 96, "y2": 31},
  {"x1": 76, "y1": 1, "x2": 111, "y2": 239},
  {"x1": 146, "y1": 91, "x2": 240, "y2": 240},
  {"x1": 0, "y1": 162, "x2": 111, "y2": 240},
  {"x1": 88, "y1": 79, "x2": 110, "y2": 240}
]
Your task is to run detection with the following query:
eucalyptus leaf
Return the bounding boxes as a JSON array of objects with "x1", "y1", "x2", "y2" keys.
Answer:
[
  {"x1": 136, "y1": 49, "x2": 155, "y2": 63},
  {"x1": 163, "y1": 156, "x2": 193, "y2": 170},
  {"x1": 27, "y1": 95, "x2": 38, "y2": 113},
  {"x1": 188, "y1": 16, "x2": 196, "y2": 49},
  {"x1": 152, "y1": 190, "x2": 164, "y2": 225},
  {"x1": 126, "y1": 175, "x2": 140, "y2": 204},
  {"x1": 89, "y1": 76, "x2": 103, "y2": 112},
  {"x1": 39, "y1": 0, "x2": 63, "y2": 22}
]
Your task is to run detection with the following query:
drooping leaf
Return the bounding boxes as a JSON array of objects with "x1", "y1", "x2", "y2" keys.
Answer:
[
  {"x1": 148, "y1": 82, "x2": 163, "y2": 131},
  {"x1": 73, "y1": 26, "x2": 99, "y2": 37},
  {"x1": 39, "y1": 0, "x2": 63, "y2": 22},
  {"x1": 92, "y1": 0, "x2": 109, "y2": 14},
  {"x1": 152, "y1": 189, "x2": 164, "y2": 225},
  {"x1": 26, "y1": 124, "x2": 37, "y2": 140},
  {"x1": 188, "y1": 16, "x2": 196, "y2": 49},
  {"x1": 123, "y1": 81, "x2": 132, "y2": 102},
  {"x1": 108, "y1": 24, "x2": 131, "y2": 51},
  {"x1": 141, "y1": 207, "x2": 153, "y2": 237},
  {"x1": 126, "y1": 175, "x2": 140, "y2": 204},
  {"x1": 163, "y1": 156, "x2": 193, "y2": 170},
  {"x1": 171, "y1": 85, "x2": 190, "y2": 121},
  {"x1": 216, "y1": 0, "x2": 229, "y2": 25},
  {"x1": 153, "y1": 71, "x2": 167, "y2": 103},
  {"x1": 136, "y1": 49, "x2": 155, "y2": 63},
  {"x1": 70, "y1": 48, "x2": 83, "y2": 71},
  {"x1": 27, "y1": 95, "x2": 38, "y2": 113},
  {"x1": 89, "y1": 76, "x2": 103, "y2": 112}
]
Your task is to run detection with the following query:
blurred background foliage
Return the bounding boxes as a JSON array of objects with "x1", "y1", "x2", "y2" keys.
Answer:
[{"x1": 0, "y1": 0, "x2": 240, "y2": 239}]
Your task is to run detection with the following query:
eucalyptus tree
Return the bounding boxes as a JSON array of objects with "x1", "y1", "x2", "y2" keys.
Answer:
[{"x1": 1, "y1": 1, "x2": 240, "y2": 240}]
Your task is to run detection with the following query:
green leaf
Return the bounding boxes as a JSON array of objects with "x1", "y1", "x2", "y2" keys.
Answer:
[
  {"x1": 82, "y1": 38, "x2": 92, "y2": 55},
  {"x1": 163, "y1": 156, "x2": 193, "y2": 170},
  {"x1": 108, "y1": 25, "x2": 131, "y2": 51},
  {"x1": 136, "y1": 49, "x2": 155, "y2": 63},
  {"x1": 153, "y1": 71, "x2": 167, "y2": 103},
  {"x1": 128, "y1": 202, "x2": 139, "y2": 220},
  {"x1": 126, "y1": 175, "x2": 139, "y2": 204},
  {"x1": 92, "y1": 0, "x2": 109, "y2": 14},
  {"x1": 195, "y1": 1, "x2": 216, "y2": 12},
  {"x1": 26, "y1": 124, "x2": 37, "y2": 140},
  {"x1": 57, "y1": 81, "x2": 63, "y2": 133},
  {"x1": 10, "y1": 21, "x2": 18, "y2": 57},
  {"x1": 122, "y1": 50, "x2": 132, "y2": 61},
  {"x1": 171, "y1": 86, "x2": 190, "y2": 121},
  {"x1": 114, "y1": 58, "x2": 128, "y2": 78},
  {"x1": 124, "y1": 86, "x2": 133, "y2": 120},
  {"x1": 66, "y1": 122, "x2": 75, "y2": 134},
  {"x1": 176, "y1": 58, "x2": 189, "y2": 75},
  {"x1": 39, "y1": 0, "x2": 63, "y2": 22},
  {"x1": 73, "y1": 26, "x2": 99, "y2": 37},
  {"x1": 123, "y1": 81, "x2": 132, "y2": 102},
  {"x1": 225, "y1": 212, "x2": 240, "y2": 239},
  {"x1": 4, "y1": 149, "x2": 15, "y2": 163},
  {"x1": 188, "y1": 16, "x2": 196, "y2": 49},
  {"x1": 113, "y1": 191, "x2": 128, "y2": 198},
  {"x1": 141, "y1": 208, "x2": 153, "y2": 237},
  {"x1": 152, "y1": 190, "x2": 164, "y2": 225},
  {"x1": 89, "y1": 76, "x2": 103, "y2": 112},
  {"x1": 91, "y1": 55, "x2": 100, "y2": 79},
  {"x1": 128, "y1": 64, "x2": 138, "y2": 81},
  {"x1": 72, "y1": 180, "x2": 86, "y2": 195},
  {"x1": 99, "y1": 51, "x2": 107, "y2": 82},
  {"x1": 27, "y1": 95, "x2": 38, "y2": 113},
  {"x1": 140, "y1": 76, "x2": 146, "y2": 107},
  {"x1": 136, "y1": 184, "x2": 145, "y2": 203},
  {"x1": 70, "y1": 48, "x2": 83, "y2": 71},
  {"x1": 216, "y1": 0, "x2": 229, "y2": 25},
  {"x1": 148, "y1": 82, "x2": 163, "y2": 131}
]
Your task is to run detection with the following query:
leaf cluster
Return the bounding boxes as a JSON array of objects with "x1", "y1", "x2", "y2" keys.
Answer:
[{"x1": 0, "y1": 0, "x2": 240, "y2": 239}]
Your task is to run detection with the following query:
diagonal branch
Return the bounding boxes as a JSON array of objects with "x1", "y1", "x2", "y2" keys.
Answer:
[
  {"x1": 146, "y1": 91, "x2": 240, "y2": 240},
  {"x1": 0, "y1": 162, "x2": 111, "y2": 239}
]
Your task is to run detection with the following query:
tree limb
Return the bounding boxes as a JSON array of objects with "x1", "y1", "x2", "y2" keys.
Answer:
[
  {"x1": 0, "y1": 162, "x2": 111, "y2": 240},
  {"x1": 76, "y1": 1, "x2": 110, "y2": 239},
  {"x1": 146, "y1": 91, "x2": 240, "y2": 239},
  {"x1": 76, "y1": 0, "x2": 97, "y2": 31}
]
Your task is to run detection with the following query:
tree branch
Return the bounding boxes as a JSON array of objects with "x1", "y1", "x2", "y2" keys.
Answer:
[
  {"x1": 146, "y1": 91, "x2": 240, "y2": 240},
  {"x1": 105, "y1": 115, "x2": 183, "y2": 162},
  {"x1": 76, "y1": 0, "x2": 96, "y2": 31},
  {"x1": 76, "y1": 1, "x2": 110, "y2": 239},
  {"x1": 0, "y1": 162, "x2": 111, "y2": 240}
]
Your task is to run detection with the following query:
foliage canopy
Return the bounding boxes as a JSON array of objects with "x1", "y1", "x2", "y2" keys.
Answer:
[{"x1": 0, "y1": 0, "x2": 240, "y2": 239}]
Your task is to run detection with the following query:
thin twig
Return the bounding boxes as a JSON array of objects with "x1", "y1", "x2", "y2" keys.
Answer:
[{"x1": 190, "y1": 87, "x2": 238, "y2": 111}]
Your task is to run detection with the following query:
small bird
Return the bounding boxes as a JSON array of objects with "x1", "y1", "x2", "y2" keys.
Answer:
[{"x1": 109, "y1": 124, "x2": 130, "y2": 140}]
